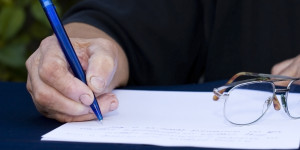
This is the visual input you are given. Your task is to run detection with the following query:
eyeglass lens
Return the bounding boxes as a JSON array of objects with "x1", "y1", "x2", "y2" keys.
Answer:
[{"x1": 224, "y1": 82, "x2": 274, "y2": 125}]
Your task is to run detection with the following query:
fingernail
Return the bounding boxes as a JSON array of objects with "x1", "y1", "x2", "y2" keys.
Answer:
[
  {"x1": 91, "y1": 76, "x2": 105, "y2": 91},
  {"x1": 80, "y1": 94, "x2": 92, "y2": 105},
  {"x1": 110, "y1": 102, "x2": 118, "y2": 111}
]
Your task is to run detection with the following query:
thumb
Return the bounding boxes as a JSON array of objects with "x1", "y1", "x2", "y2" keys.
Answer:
[{"x1": 86, "y1": 40, "x2": 118, "y2": 95}]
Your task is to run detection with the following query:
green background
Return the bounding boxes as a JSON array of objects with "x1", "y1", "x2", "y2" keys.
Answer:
[{"x1": 0, "y1": 0, "x2": 79, "y2": 82}]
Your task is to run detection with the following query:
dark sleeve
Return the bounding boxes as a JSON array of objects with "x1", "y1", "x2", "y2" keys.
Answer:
[
  {"x1": 63, "y1": 0, "x2": 206, "y2": 86},
  {"x1": 204, "y1": 0, "x2": 300, "y2": 82}
]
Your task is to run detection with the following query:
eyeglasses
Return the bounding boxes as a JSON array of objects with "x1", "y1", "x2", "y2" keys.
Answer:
[{"x1": 213, "y1": 72, "x2": 300, "y2": 125}]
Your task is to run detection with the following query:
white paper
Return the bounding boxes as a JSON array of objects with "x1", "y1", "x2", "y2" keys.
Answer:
[{"x1": 42, "y1": 90, "x2": 300, "y2": 149}]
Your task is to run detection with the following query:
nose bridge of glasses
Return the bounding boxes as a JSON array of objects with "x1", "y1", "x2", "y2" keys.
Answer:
[
  {"x1": 275, "y1": 88, "x2": 289, "y2": 93},
  {"x1": 273, "y1": 88, "x2": 289, "y2": 111}
]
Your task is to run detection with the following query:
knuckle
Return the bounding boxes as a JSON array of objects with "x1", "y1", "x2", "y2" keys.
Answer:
[
  {"x1": 39, "y1": 58, "x2": 66, "y2": 82},
  {"x1": 25, "y1": 57, "x2": 31, "y2": 70},
  {"x1": 26, "y1": 52, "x2": 38, "y2": 70},
  {"x1": 40, "y1": 36, "x2": 55, "y2": 49},
  {"x1": 33, "y1": 89, "x2": 53, "y2": 108}
]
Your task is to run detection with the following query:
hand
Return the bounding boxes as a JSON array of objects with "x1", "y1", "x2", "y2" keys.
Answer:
[
  {"x1": 26, "y1": 30, "x2": 128, "y2": 122},
  {"x1": 271, "y1": 55, "x2": 300, "y2": 77}
]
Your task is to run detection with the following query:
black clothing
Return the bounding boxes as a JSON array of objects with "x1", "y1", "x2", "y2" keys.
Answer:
[{"x1": 64, "y1": 0, "x2": 300, "y2": 86}]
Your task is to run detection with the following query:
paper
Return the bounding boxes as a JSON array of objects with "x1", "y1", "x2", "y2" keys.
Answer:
[{"x1": 42, "y1": 90, "x2": 300, "y2": 149}]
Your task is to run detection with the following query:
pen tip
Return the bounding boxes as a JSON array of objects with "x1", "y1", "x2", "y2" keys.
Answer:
[{"x1": 98, "y1": 119, "x2": 103, "y2": 125}]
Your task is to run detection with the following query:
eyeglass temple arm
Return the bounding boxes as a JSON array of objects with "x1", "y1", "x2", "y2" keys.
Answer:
[
  {"x1": 212, "y1": 72, "x2": 298, "y2": 101},
  {"x1": 213, "y1": 78, "x2": 260, "y2": 100},
  {"x1": 213, "y1": 72, "x2": 271, "y2": 101}
]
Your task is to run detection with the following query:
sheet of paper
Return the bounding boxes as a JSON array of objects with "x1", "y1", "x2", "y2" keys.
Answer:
[{"x1": 42, "y1": 90, "x2": 300, "y2": 149}]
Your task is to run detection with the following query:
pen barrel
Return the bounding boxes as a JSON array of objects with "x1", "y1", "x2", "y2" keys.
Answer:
[
  {"x1": 39, "y1": 0, "x2": 52, "y2": 8},
  {"x1": 40, "y1": 0, "x2": 87, "y2": 83},
  {"x1": 40, "y1": 0, "x2": 103, "y2": 121}
]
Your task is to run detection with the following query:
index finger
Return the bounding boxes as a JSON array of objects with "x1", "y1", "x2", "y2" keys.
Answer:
[{"x1": 38, "y1": 36, "x2": 94, "y2": 105}]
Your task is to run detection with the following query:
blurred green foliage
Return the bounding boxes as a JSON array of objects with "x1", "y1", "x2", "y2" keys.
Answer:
[{"x1": 0, "y1": 0, "x2": 79, "y2": 82}]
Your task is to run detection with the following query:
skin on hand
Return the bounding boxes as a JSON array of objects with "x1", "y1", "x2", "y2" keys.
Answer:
[
  {"x1": 271, "y1": 55, "x2": 300, "y2": 77},
  {"x1": 26, "y1": 23, "x2": 129, "y2": 122}
]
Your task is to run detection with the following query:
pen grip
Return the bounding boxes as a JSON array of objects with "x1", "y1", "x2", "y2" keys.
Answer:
[{"x1": 40, "y1": 0, "x2": 87, "y2": 83}]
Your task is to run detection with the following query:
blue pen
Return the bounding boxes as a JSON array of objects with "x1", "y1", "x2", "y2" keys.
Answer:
[{"x1": 39, "y1": 0, "x2": 103, "y2": 121}]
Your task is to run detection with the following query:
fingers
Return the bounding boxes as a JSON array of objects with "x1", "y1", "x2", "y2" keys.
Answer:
[
  {"x1": 27, "y1": 52, "x2": 91, "y2": 116},
  {"x1": 26, "y1": 36, "x2": 92, "y2": 122},
  {"x1": 271, "y1": 55, "x2": 300, "y2": 77},
  {"x1": 271, "y1": 57, "x2": 294, "y2": 75},
  {"x1": 28, "y1": 61, "x2": 119, "y2": 122},
  {"x1": 97, "y1": 93, "x2": 119, "y2": 114},
  {"x1": 26, "y1": 36, "x2": 121, "y2": 122},
  {"x1": 51, "y1": 93, "x2": 119, "y2": 122},
  {"x1": 85, "y1": 39, "x2": 118, "y2": 95},
  {"x1": 39, "y1": 56, "x2": 94, "y2": 105},
  {"x1": 38, "y1": 36, "x2": 94, "y2": 106}
]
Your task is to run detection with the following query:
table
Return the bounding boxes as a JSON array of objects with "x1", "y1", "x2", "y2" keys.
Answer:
[{"x1": 0, "y1": 81, "x2": 236, "y2": 150}]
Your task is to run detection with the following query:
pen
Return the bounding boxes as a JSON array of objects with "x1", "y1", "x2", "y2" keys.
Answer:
[{"x1": 39, "y1": 0, "x2": 103, "y2": 121}]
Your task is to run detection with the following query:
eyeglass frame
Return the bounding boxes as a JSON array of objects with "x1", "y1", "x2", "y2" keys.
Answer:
[{"x1": 213, "y1": 72, "x2": 300, "y2": 125}]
